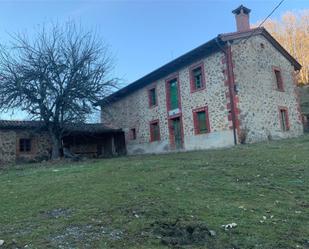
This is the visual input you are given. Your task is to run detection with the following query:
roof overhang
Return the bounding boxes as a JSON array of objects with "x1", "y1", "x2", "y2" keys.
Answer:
[{"x1": 0, "y1": 120, "x2": 123, "y2": 134}]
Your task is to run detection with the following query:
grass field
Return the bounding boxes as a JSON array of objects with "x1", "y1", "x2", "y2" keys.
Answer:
[{"x1": 0, "y1": 136, "x2": 308, "y2": 249}]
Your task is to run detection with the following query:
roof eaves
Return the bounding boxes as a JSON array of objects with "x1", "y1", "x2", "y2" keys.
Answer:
[
  {"x1": 99, "y1": 37, "x2": 222, "y2": 105},
  {"x1": 100, "y1": 27, "x2": 301, "y2": 106},
  {"x1": 0, "y1": 120, "x2": 122, "y2": 134}
]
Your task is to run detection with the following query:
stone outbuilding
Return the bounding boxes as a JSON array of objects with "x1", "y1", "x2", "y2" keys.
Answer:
[
  {"x1": 99, "y1": 5, "x2": 304, "y2": 155},
  {"x1": 0, "y1": 120, "x2": 126, "y2": 164}
]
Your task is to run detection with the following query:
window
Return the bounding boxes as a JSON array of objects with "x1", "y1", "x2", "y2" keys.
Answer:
[
  {"x1": 273, "y1": 67, "x2": 284, "y2": 91},
  {"x1": 193, "y1": 107, "x2": 210, "y2": 134},
  {"x1": 168, "y1": 78, "x2": 179, "y2": 110},
  {"x1": 150, "y1": 120, "x2": 160, "y2": 142},
  {"x1": 148, "y1": 87, "x2": 157, "y2": 107},
  {"x1": 279, "y1": 108, "x2": 289, "y2": 131},
  {"x1": 190, "y1": 64, "x2": 205, "y2": 92},
  {"x1": 130, "y1": 128, "x2": 136, "y2": 140},
  {"x1": 19, "y1": 138, "x2": 31, "y2": 152}
]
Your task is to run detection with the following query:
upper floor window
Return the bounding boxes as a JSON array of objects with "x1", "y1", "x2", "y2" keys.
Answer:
[
  {"x1": 279, "y1": 107, "x2": 289, "y2": 131},
  {"x1": 193, "y1": 107, "x2": 210, "y2": 134},
  {"x1": 166, "y1": 77, "x2": 179, "y2": 111},
  {"x1": 148, "y1": 87, "x2": 157, "y2": 107},
  {"x1": 130, "y1": 128, "x2": 136, "y2": 140},
  {"x1": 150, "y1": 120, "x2": 160, "y2": 142},
  {"x1": 273, "y1": 67, "x2": 284, "y2": 91},
  {"x1": 19, "y1": 138, "x2": 31, "y2": 152},
  {"x1": 190, "y1": 63, "x2": 205, "y2": 92}
]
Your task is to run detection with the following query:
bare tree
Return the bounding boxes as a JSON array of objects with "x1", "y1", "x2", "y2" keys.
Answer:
[{"x1": 0, "y1": 23, "x2": 116, "y2": 159}]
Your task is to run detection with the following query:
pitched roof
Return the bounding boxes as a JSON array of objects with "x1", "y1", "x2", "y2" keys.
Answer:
[
  {"x1": 99, "y1": 27, "x2": 301, "y2": 105},
  {"x1": 0, "y1": 120, "x2": 122, "y2": 134}
]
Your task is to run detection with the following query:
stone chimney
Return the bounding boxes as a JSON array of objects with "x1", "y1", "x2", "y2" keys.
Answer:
[{"x1": 232, "y1": 5, "x2": 251, "y2": 32}]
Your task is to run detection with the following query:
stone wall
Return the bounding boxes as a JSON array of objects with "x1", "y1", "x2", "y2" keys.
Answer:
[
  {"x1": 102, "y1": 51, "x2": 235, "y2": 154},
  {"x1": 232, "y1": 35, "x2": 304, "y2": 142},
  {"x1": 0, "y1": 130, "x2": 16, "y2": 164},
  {"x1": 0, "y1": 129, "x2": 51, "y2": 164}
]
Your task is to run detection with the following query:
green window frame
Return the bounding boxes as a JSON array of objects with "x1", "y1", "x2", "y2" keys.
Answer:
[
  {"x1": 190, "y1": 64, "x2": 205, "y2": 92},
  {"x1": 150, "y1": 121, "x2": 160, "y2": 141},
  {"x1": 193, "y1": 107, "x2": 210, "y2": 135},
  {"x1": 169, "y1": 79, "x2": 179, "y2": 110},
  {"x1": 193, "y1": 67, "x2": 203, "y2": 89}
]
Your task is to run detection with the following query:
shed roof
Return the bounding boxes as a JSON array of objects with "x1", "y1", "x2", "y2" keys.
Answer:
[
  {"x1": 99, "y1": 27, "x2": 301, "y2": 105},
  {"x1": 0, "y1": 120, "x2": 122, "y2": 134}
]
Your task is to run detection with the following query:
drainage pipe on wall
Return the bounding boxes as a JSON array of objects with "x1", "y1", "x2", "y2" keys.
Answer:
[{"x1": 216, "y1": 37, "x2": 238, "y2": 145}]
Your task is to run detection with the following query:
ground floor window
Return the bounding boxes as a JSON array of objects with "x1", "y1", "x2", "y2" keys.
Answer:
[
  {"x1": 19, "y1": 138, "x2": 31, "y2": 152},
  {"x1": 279, "y1": 107, "x2": 289, "y2": 131},
  {"x1": 150, "y1": 120, "x2": 160, "y2": 142},
  {"x1": 193, "y1": 106, "x2": 210, "y2": 134},
  {"x1": 130, "y1": 128, "x2": 136, "y2": 140}
]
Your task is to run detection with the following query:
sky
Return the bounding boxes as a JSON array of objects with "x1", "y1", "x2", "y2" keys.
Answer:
[{"x1": 0, "y1": 0, "x2": 308, "y2": 120}]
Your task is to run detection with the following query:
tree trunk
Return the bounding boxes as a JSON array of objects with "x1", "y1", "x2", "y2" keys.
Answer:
[{"x1": 50, "y1": 133, "x2": 62, "y2": 160}]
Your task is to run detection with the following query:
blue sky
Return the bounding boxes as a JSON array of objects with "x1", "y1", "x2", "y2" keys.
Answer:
[{"x1": 0, "y1": 0, "x2": 308, "y2": 119}]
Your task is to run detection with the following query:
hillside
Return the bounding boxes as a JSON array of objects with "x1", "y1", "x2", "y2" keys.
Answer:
[{"x1": 0, "y1": 136, "x2": 308, "y2": 249}]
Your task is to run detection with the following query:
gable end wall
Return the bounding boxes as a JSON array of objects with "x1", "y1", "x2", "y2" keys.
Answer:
[{"x1": 232, "y1": 35, "x2": 303, "y2": 142}]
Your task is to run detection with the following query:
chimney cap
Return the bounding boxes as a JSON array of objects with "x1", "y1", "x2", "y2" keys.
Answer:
[{"x1": 232, "y1": 5, "x2": 251, "y2": 15}]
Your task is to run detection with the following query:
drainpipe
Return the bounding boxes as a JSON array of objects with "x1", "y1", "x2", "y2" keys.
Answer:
[{"x1": 216, "y1": 37, "x2": 238, "y2": 145}]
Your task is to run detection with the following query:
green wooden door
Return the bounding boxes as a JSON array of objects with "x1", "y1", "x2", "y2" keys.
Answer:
[{"x1": 172, "y1": 118, "x2": 182, "y2": 149}]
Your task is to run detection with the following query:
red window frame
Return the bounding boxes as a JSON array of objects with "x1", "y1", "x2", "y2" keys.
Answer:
[
  {"x1": 190, "y1": 62, "x2": 206, "y2": 93},
  {"x1": 165, "y1": 74, "x2": 181, "y2": 112},
  {"x1": 278, "y1": 106, "x2": 290, "y2": 131},
  {"x1": 192, "y1": 106, "x2": 211, "y2": 135},
  {"x1": 130, "y1": 128, "x2": 137, "y2": 140},
  {"x1": 149, "y1": 119, "x2": 161, "y2": 142},
  {"x1": 272, "y1": 66, "x2": 284, "y2": 91},
  {"x1": 148, "y1": 85, "x2": 157, "y2": 108}
]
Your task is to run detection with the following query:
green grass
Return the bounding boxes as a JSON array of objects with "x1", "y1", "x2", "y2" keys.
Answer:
[{"x1": 0, "y1": 136, "x2": 308, "y2": 249}]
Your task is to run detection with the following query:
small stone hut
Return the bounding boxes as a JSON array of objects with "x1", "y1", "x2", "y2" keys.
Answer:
[{"x1": 0, "y1": 120, "x2": 126, "y2": 164}]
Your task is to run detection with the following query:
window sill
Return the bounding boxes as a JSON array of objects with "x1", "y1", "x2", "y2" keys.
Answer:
[
  {"x1": 191, "y1": 86, "x2": 206, "y2": 94},
  {"x1": 194, "y1": 131, "x2": 210, "y2": 135},
  {"x1": 275, "y1": 88, "x2": 285, "y2": 92},
  {"x1": 149, "y1": 104, "x2": 158, "y2": 109},
  {"x1": 150, "y1": 139, "x2": 161, "y2": 143}
]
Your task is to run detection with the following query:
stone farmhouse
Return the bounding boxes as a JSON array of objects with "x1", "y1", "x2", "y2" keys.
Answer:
[{"x1": 100, "y1": 5, "x2": 303, "y2": 155}]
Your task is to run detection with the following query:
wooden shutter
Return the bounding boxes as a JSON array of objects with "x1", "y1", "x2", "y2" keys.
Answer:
[{"x1": 197, "y1": 111, "x2": 207, "y2": 133}]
